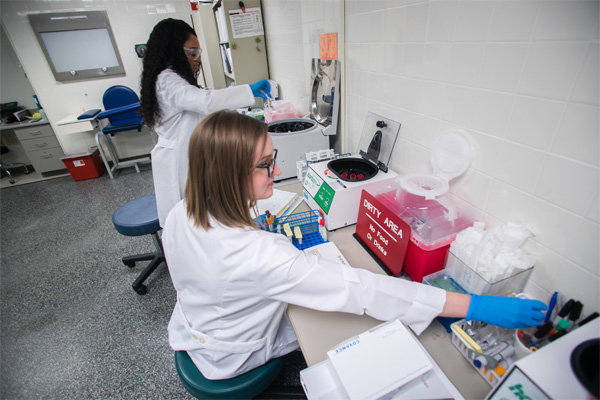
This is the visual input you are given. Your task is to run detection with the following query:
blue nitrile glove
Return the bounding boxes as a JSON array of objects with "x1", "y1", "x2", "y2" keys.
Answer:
[
  {"x1": 466, "y1": 294, "x2": 548, "y2": 329},
  {"x1": 249, "y1": 80, "x2": 271, "y2": 100}
]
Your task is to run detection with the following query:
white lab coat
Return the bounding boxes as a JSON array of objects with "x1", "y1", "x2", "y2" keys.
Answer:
[
  {"x1": 163, "y1": 201, "x2": 448, "y2": 380},
  {"x1": 151, "y1": 69, "x2": 255, "y2": 226}
]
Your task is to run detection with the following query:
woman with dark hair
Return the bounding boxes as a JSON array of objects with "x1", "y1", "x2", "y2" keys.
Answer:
[
  {"x1": 141, "y1": 18, "x2": 270, "y2": 226},
  {"x1": 162, "y1": 110, "x2": 548, "y2": 379}
]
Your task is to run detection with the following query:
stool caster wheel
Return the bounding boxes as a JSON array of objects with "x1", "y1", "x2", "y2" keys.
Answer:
[
  {"x1": 133, "y1": 284, "x2": 147, "y2": 295},
  {"x1": 124, "y1": 260, "x2": 136, "y2": 268}
]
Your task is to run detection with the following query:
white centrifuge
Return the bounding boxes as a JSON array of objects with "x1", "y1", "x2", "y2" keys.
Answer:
[
  {"x1": 302, "y1": 112, "x2": 401, "y2": 230},
  {"x1": 268, "y1": 58, "x2": 341, "y2": 180}
]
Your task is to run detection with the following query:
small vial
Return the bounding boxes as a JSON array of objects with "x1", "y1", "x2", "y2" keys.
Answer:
[{"x1": 319, "y1": 218, "x2": 327, "y2": 241}]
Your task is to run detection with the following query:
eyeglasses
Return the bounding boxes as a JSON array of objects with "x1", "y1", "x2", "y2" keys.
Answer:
[
  {"x1": 183, "y1": 47, "x2": 202, "y2": 60},
  {"x1": 254, "y1": 149, "x2": 278, "y2": 178}
]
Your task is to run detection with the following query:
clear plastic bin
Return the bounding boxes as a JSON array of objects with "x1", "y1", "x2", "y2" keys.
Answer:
[
  {"x1": 443, "y1": 247, "x2": 533, "y2": 296},
  {"x1": 264, "y1": 100, "x2": 297, "y2": 122},
  {"x1": 375, "y1": 183, "x2": 473, "y2": 282}
]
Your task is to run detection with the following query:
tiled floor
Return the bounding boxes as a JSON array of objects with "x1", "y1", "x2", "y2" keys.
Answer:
[{"x1": 0, "y1": 165, "x2": 306, "y2": 399}]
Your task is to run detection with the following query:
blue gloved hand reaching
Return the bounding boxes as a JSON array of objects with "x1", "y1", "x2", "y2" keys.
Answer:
[
  {"x1": 467, "y1": 294, "x2": 548, "y2": 329},
  {"x1": 249, "y1": 80, "x2": 271, "y2": 101}
]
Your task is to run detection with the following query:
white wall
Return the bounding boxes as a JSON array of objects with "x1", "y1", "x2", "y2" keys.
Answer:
[
  {"x1": 265, "y1": 0, "x2": 600, "y2": 314},
  {"x1": 0, "y1": 0, "x2": 197, "y2": 156}
]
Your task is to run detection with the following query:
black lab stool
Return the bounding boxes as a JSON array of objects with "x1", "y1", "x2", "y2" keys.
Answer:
[{"x1": 112, "y1": 194, "x2": 165, "y2": 295}]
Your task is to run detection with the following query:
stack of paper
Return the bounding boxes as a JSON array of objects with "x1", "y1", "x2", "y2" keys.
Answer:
[
  {"x1": 252, "y1": 189, "x2": 303, "y2": 218},
  {"x1": 326, "y1": 320, "x2": 433, "y2": 400}
]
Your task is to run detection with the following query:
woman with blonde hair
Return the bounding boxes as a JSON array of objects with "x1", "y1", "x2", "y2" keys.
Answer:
[{"x1": 163, "y1": 110, "x2": 547, "y2": 379}]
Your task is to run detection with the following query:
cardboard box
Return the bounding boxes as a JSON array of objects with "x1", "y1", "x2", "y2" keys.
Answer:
[{"x1": 61, "y1": 147, "x2": 104, "y2": 181}]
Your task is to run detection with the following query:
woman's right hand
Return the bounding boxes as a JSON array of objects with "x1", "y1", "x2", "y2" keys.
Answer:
[{"x1": 250, "y1": 80, "x2": 271, "y2": 100}]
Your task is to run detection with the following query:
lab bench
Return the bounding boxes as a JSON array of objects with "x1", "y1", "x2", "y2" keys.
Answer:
[{"x1": 279, "y1": 181, "x2": 492, "y2": 400}]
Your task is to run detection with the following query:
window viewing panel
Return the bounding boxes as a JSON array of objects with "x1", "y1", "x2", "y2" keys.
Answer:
[{"x1": 28, "y1": 11, "x2": 125, "y2": 82}]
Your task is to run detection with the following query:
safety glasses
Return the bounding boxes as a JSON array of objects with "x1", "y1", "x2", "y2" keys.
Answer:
[
  {"x1": 255, "y1": 149, "x2": 278, "y2": 178},
  {"x1": 183, "y1": 47, "x2": 202, "y2": 60}
]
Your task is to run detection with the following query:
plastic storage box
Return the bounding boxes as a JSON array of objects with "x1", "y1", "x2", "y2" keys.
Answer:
[
  {"x1": 375, "y1": 188, "x2": 473, "y2": 282},
  {"x1": 264, "y1": 100, "x2": 296, "y2": 122},
  {"x1": 442, "y1": 247, "x2": 533, "y2": 296},
  {"x1": 60, "y1": 147, "x2": 105, "y2": 181}
]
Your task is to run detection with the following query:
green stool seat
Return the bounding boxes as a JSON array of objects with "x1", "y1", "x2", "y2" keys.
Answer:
[{"x1": 174, "y1": 351, "x2": 286, "y2": 399}]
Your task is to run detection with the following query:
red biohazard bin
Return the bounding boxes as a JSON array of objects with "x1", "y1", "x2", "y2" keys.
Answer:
[
  {"x1": 61, "y1": 148, "x2": 105, "y2": 181},
  {"x1": 375, "y1": 188, "x2": 473, "y2": 283}
]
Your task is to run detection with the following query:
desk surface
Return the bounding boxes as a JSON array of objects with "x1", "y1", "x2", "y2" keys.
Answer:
[
  {"x1": 279, "y1": 181, "x2": 492, "y2": 400},
  {"x1": 0, "y1": 119, "x2": 49, "y2": 131}
]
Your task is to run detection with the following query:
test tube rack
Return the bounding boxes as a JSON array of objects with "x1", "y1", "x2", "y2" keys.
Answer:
[
  {"x1": 450, "y1": 319, "x2": 515, "y2": 387},
  {"x1": 258, "y1": 209, "x2": 327, "y2": 251}
]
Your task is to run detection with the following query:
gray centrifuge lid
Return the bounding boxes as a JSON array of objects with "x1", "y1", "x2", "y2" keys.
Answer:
[
  {"x1": 356, "y1": 112, "x2": 401, "y2": 173},
  {"x1": 309, "y1": 59, "x2": 340, "y2": 126}
]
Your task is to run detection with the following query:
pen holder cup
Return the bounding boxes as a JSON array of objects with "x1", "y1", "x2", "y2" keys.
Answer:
[{"x1": 514, "y1": 328, "x2": 535, "y2": 361}]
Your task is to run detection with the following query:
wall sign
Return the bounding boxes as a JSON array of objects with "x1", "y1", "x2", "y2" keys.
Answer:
[
  {"x1": 354, "y1": 190, "x2": 410, "y2": 275},
  {"x1": 228, "y1": 8, "x2": 264, "y2": 39}
]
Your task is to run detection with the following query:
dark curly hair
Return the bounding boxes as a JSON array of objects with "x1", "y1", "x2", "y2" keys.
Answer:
[{"x1": 140, "y1": 18, "x2": 198, "y2": 128}]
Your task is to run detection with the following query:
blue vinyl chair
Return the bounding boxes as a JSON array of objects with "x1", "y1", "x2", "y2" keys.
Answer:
[{"x1": 82, "y1": 85, "x2": 153, "y2": 179}]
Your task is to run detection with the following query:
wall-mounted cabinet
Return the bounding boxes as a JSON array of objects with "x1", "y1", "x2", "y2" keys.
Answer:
[{"x1": 211, "y1": 0, "x2": 269, "y2": 86}]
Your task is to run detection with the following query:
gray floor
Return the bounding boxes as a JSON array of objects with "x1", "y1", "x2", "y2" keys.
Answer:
[{"x1": 0, "y1": 166, "x2": 306, "y2": 399}]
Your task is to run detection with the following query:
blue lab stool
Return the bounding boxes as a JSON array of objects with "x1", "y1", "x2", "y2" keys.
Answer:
[
  {"x1": 112, "y1": 194, "x2": 165, "y2": 295},
  {"x1": 174, "y1": 351, "x2": 304, "y2": 399}
]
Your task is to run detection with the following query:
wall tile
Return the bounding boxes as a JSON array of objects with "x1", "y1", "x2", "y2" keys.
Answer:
[
  {"x1": 566, "y1": 217, "x2": 600, "y2": 276},
  {"x1": 401, "y1": 43, "x2": 424, "y2": 78},
  {"x1": 534, "y1": 155, "x2": 599, "y2": 215},
  {"x1": 453, "y1": 1, "x2": 494, "y2": 42},
  {"x1": 586, "y1": 192, "x2": 599, "y2": 224},
  {"x1": 470, "y1": 90, "x2": 514, "y2": 139},
  {"x1": 404, "y1": 2, "x2": 429, "y2": 42},
  {"x1": 506, "y1": 96, "x2": 564, "y2": 151},
  {"x1": 382, "y1": 6, "x2": 406, "y2": 44},
  {"x1": 479, "y1": 43, "x2": 528, "y2": 93},
  {"x1": 533, "y1": 0, "x2": 599, "y2": 41},
  {"x1": 426, "y1": 0, "x2": 458, "y2": 42},
  {"x1": 423, "y1": 43, "x2": 452, "y2": 82},
  {"x1": 448, "y1": 43, "x2": 485, "y2": 87},
  {"x1": 396, "y1": 76, "x2": 422, "y2": 112},
  {"x1": 494, "y1": 141, "x2": 546, "y2": 193},
  {"x1": 451, "y1": 169, "x2": 491, "y2": 209},
  {"x1": 522, "y1": 240, "x2": 561, "y2": 294},
  {"x1": 488, "y1": 1, "x2": 540, "y2": 42},
  {"x1": 485, "y1": 180, "x2": 532, "y2": 223},
  {"x1": 525, "y1": 197, "x2": 580, "y2": 256},
  {"x1": 419, "y1": 81, "x2": 447, "y2": 120},
  {"x1": 383, "y1": 43, "x2": 403, "y2": 76},
  {"x1": 467, "y1": 130, "x2": 503, "y2": 176},
  {"x1": 519, "y1": 42, "x2": 587, "y2": 100},
  {"x1": 443, "y1": 84, "x2": 475, "y2": 126},
  {"x1": 571, "y1": 44, "x2": 599, "y2": 106},
  {"x1": 552, "y1": 103, "x2": 599, "y2": 167}
]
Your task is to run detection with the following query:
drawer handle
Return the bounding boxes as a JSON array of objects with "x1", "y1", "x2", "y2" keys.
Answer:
[
  {"x1": 35, "y1": 142, "x2": 48, "y2": 148},
  {"x1": 41, "y1": 153, "x2": 54, "y2": 159},
  {"x1": 29, "y1": 131, "x2": 43, "y2": 136}
]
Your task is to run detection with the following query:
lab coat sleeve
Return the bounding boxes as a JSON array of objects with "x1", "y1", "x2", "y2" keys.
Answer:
[
  {"x1": 252, "y1": 237, "x2": 447, "y2": 335},
  {"x1": 157, "y1": 70, "x2": 255, "y2": 116}
]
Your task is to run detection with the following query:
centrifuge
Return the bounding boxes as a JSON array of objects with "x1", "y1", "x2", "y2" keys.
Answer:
[
  {"x1": 268, "y1": 58, "x2": 341, "y2": 180},
  {"x1": 302, "y1": 112, "x2": 401, "y2": 230}
]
